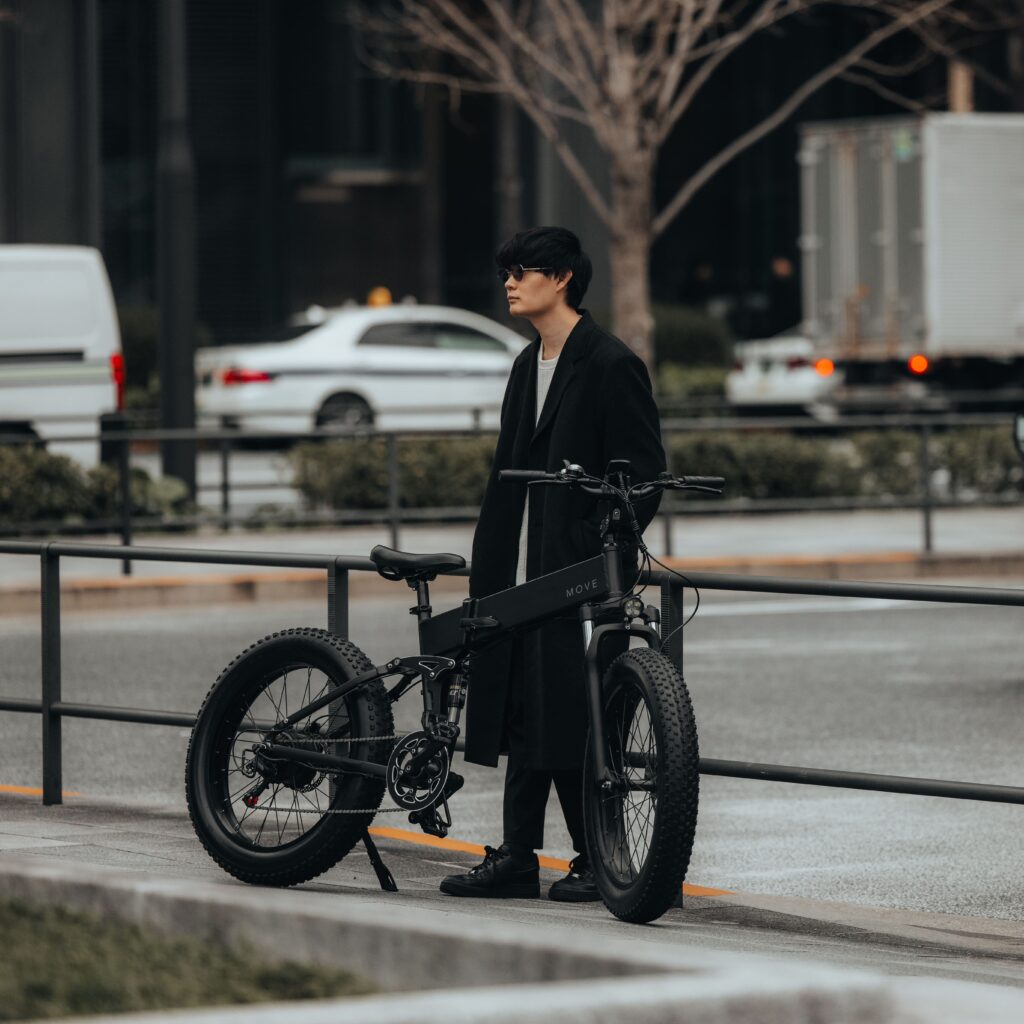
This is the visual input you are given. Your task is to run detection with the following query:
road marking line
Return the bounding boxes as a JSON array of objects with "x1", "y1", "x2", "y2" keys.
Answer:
[
  {"x1": 367, "y1": 824, "x2": 732, "y2": 896},
  {"x1": 0, "y1": 784, "x2": 80, "y2": 797}
]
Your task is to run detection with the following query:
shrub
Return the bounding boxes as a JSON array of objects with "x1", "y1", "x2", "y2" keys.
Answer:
[
  {"x1": 0, "y1": 446, "x2": 192, "y2": 529},
  {"x1": 666, "y1": 430, "x2": 855, "y2": 501},
  {"x1": 652, "y1": 304, "x2": 733, "y2": 367},
  {"x1": 0, "y1": 447, "x2": 91, "y2": 524},
  {"x1": 291, "y1": 437, "x2": 495, "y2": 510},
  {"x1": 656, "y1": 364, "x2": 729, "y2": 403},
  {"x1": 845, "y1": 431, "x2": 921, "y2": 499},
  {"x1": 283, "y1": 427, "x2": 1024, "y2": 511},
  {"x1": 937, "y1": 426, "x2": 1023, "y2": 498}
]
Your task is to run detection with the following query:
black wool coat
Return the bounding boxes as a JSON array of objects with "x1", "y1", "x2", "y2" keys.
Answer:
[{"x1": 464, "y1": 311, "x2": 666, "y2": 771}]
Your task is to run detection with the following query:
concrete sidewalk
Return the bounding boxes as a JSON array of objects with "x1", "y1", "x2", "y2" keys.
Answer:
[
  {"x1": 1, "y1": 505, "x2": 1022, "y2": 614},
  {"x1": 0, "y1": 792, "x2": 1022, "y2": 1023}
]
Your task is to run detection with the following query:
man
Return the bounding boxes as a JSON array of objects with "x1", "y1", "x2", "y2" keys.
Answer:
[{"x1": 440, "y1": 226, "x2": 666, "y2": 901}]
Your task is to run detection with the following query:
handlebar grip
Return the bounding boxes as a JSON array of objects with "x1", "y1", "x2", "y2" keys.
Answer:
[
  {"x1": 498, "y1": 469, "x2": 551, "y2": 482},
  {"x1": 681, "y1": 476, "x2": 725, "y2": 488}
]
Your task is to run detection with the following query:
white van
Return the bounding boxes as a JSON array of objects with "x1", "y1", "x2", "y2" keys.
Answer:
[{"x1": 0, "y1": 245, "x2": 124, "y2": 466}]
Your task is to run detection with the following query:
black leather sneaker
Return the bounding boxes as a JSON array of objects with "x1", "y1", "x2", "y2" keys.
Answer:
[
  {"x1": 439, "y1": 843, "x2": 540, "y2": 899},
  {"x1": 548, "y1": 854, "x2": 602, "y2": 903}
]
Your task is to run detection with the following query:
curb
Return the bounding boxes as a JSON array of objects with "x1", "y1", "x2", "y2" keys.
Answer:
[
  {"x1": 0, "y1": 858, "x2": 895, "y2": 1024},
  {"x1": 2, "y1": 551, "x2": 1022, "y2": 616},
  {"x1": 1, "y1": 857, "x2": 1023, "y2": 1023}
]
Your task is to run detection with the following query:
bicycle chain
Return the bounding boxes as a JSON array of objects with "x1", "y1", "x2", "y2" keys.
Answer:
[{"x1": 246, "y1": 732, "x2": 439, "y2": 816}]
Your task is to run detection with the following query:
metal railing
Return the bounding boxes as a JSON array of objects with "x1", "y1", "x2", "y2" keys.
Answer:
[
  {"x1": 1, "y1": 539, "x2": 1022, "y2": 811},
  {"x1": 3, "y1": 411, "x2": 1021, "y2": 568}
]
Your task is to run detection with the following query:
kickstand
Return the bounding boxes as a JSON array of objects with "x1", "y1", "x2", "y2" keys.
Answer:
[{"x1": 362, "y1": 829, "x2": 398, "y2": 892}]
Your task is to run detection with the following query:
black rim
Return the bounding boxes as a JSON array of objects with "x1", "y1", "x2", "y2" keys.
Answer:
[
  {"x1": 593, "y1": 678, "x2": 659, "y2": 887},
  {"x1": 205, "y1": 663, "x2": 362, "y2": 851}
]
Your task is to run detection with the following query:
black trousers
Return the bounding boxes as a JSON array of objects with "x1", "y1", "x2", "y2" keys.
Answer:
[{"x1": 501, "y1": 642, "x2": 586, "y2": 854}]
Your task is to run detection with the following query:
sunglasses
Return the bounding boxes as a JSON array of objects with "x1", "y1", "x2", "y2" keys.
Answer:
[{"x1": 498, "y1": 264, "x2": 553, "y2": 283}]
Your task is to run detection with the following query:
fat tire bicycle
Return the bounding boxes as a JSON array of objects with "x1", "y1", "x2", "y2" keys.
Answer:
[{"x1": 185, "y1": 461, "x2": 723, "y2": 923}]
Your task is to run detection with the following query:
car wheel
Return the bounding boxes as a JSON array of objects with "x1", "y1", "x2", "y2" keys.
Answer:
[{"x1": 315, "y1": 393, "x2": 374, "y2": 430}]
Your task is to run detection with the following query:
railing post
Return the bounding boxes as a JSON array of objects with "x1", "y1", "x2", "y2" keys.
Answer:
[
  {"x1": 40, "y1": 546, "x2": 63, "y2": 805},
  {"x1": 660, "y1": 578, "x2": 684, "y2": 674},
  {"x1": 661, "y1": 504, "x2": 674, "y2": 558},
  {"x1": 118, "y1": 422, "x2": 133, "y2": 575},
  {"x1": 327, "y1": 558, "x2": 349, "y2": 637},
  {"x1": 219, "y1": 430, "x2": 231, "y2": 528},
  {"x1": 918, "y1": 423, "x2": 933, "y2": 555},
  {"x1": 386, "y1": 434, "x2": 400, "y2": 551}
]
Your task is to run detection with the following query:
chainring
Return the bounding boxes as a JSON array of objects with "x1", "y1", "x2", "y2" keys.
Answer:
[{"x1": 386, "y1": 730, "x2": 450, "y2": 811}]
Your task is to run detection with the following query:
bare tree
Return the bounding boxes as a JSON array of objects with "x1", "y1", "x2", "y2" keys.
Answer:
[{"x1": 357, "y1": 0, "x2": 1014, "y2": 366}]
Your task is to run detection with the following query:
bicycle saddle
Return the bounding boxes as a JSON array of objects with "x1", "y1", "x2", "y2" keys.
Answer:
[{"x1": 369, "y1": 544, "x2": 466, "y2": 581}]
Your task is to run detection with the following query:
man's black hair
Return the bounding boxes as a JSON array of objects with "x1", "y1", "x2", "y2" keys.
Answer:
[{"x1": 495, "y1": 226, "x2": 593, "y2": 310}]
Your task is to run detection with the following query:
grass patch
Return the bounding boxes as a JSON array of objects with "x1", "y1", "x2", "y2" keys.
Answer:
[{"x1": 0, "y1": 898, "x2": 375, "y2": 1021}]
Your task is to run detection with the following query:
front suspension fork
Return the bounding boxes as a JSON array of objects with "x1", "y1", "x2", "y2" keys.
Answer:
[{"x1": 583, "y1": 618, "x2": 663, "y2": 789}]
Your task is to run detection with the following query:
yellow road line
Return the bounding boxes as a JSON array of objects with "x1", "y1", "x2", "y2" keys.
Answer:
[
  {"x1": 0, "y1": 784, "x2": 80, "y2": 797},
  {"x1": 368, "y1": 824, "x2": 732, "y2": 896}
]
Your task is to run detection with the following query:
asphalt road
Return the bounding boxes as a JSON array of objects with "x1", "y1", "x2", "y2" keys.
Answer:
[{"x1": 1, "y1": 586, "x2": 1021, "y2": 923}]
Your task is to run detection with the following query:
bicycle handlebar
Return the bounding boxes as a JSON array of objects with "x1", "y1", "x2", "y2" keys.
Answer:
[
  {"x1": 497, "y1": 469, "x2": 551, "y2": 482},
  {"x1": 497, "y1": 466, "x2": 725, "y2": 494},
  {"x1": 676, "y1": 475, "x2": 725, "y2": 489}
]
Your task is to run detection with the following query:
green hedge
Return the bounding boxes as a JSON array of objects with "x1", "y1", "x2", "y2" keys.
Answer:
[
  {"x1": 292, "y1": 427, "x2": 1023, "y2": 510},
  {"x1": 652, "y1": 304, "x2": 733, "y2": 367},
  {"x1": 291, "y1": 437, "x2": 495, "y2": 510},
  {"x1": 656, "y1": 364, "x2": 729, "y2": 403},
  {"x1": 0, "y1": 447, "x2": 190, "y2": 528}
]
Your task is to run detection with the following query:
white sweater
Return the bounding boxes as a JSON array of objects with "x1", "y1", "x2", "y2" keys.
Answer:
[{"x1": 514, "y1": 350, "x2": 559, "y2": 585}]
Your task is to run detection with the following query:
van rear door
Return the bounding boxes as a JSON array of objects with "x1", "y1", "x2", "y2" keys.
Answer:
[{"x1": 0, "y1": 245, "x2": 122, "y2": 465}]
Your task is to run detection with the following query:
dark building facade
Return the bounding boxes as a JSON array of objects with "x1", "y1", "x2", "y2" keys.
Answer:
[{"x1": 1, "y1": 0, "x2": 1017, "y2": 344}]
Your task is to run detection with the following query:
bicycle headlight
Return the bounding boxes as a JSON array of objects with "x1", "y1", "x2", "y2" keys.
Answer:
[{"x1": 623, "y1": 597, "x2": 644, "y2": 619}]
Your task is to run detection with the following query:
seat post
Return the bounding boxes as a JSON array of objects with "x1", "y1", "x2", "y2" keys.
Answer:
[{"x1": 408, "y1": 577, "x2": 432, "y2": 623}]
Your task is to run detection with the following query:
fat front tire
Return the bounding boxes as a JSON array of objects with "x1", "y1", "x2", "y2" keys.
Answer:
[
  {"x1": 583, "y1": 647, "x2": 699, "y2": 923},
  {"x1": 185, "y1": 628, "x2": 393, "y2": 887}
]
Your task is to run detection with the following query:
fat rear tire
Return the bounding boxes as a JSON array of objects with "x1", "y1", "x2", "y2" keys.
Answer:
[{"x1": 185, "y1": 628, "x2": 392, "y2": 887}]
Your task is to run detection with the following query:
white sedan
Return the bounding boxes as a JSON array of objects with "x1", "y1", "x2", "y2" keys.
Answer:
[
  {"x1": 195, "y1": 304, "x2": 527, "y2": 433},
  {"x1": 725, "y1": 334, "x2": 841, "y2": 414}
]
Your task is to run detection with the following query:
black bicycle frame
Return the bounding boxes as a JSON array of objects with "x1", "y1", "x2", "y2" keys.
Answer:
[{"x1": 264, "y1": 531, "x2": 661, "y2": 787}]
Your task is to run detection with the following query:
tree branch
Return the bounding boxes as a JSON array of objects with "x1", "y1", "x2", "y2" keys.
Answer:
[
  {"x1": 837, "y1": 69, "x2": 929, "y2": 110},
  {"x1": 656, "y1": 0, "x2": 803, "y2": 141},
  {"x1": 652, "y1": 0, "x2": 956, "y2": 237}
]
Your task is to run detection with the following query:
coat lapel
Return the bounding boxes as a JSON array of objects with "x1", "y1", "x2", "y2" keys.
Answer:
[
  {"x1": 531, "y1": 311, "x2": 593, "y2": 443},
  {"x1": 510, "y1": 339, "x2": 540, "y2": 464}
]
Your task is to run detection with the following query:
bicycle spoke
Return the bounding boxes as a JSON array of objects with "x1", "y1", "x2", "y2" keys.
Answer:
[{"x1": 208, "y1": 659, "x2": 377, "y2": 851}]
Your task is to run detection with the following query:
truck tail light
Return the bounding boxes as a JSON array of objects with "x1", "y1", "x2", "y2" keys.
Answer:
[
  {"x1": 908, "y1": 354, "x2": 929, "y2": 375},
  {"x1": 814, "y1": 358, "x2": 835, "y2": 377},
  {"x1": 222, "y1": 367, "x2": 272, "y2": 386},
  {"x1": 110, "y1": 353, "x2": 126, "y2": 410}
]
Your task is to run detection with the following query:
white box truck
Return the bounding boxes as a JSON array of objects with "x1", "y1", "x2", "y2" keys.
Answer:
[
  {"x1": 0, "y1": 245, "x2": 124, "y2": 466},
  {"x1": 799, "y1": 113, "x2": 1024, "y2": 405}
]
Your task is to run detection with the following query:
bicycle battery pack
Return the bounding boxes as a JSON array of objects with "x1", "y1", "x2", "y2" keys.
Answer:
[{"x1": 418, "y1": 555, "x2": 609, "y2": 656}]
